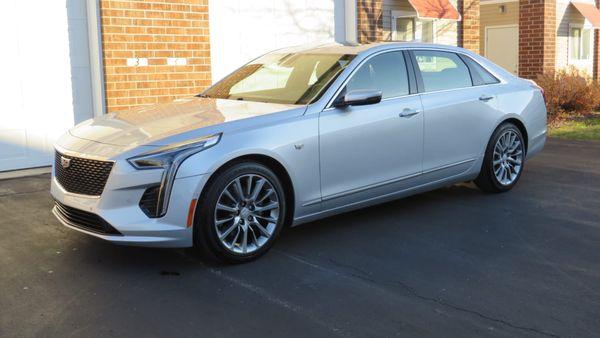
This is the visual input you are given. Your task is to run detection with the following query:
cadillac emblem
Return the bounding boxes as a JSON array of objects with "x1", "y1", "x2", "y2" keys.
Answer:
[{"x1": 60, "y1": 156, "x2": 71, "y2": 169}]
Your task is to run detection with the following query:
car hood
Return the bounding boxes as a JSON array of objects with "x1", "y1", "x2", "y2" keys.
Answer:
[{"x1": 69, "y1": 97, "x2": 301, "y2": 147}]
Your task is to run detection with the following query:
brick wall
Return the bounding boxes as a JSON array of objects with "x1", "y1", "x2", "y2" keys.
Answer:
[
  {"x1": 99, "y1": 0, "x2": 211, "y2": 113},
  {"x1": 357, "y1": 0, "x2": 383, "y2": 43},
  {"x1": 519, "y1": 0, "x2": 556, "y2": 79},
  {"x1": 458, "y1": 0, "x2": 480, "y2": 53}
]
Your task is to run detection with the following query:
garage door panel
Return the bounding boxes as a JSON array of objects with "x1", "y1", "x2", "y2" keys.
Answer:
[
  {"x1": 0, "y1": 130, "x2": 27, "y2": 160},
  {"x1": 0, "y1": 0, "x2": 89, "y2": 172},
  {"x1": 209, "y1": 0, "x2": 335, "y2": 82}
]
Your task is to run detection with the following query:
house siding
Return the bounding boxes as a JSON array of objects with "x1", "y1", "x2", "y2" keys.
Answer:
[
  {"x1": 479, "y1": 1, "x2": 518, "y2": 55},
  {"x1": 381, "y1": 0, "x2": 458, "y2": 45},
  {"x1": 556, "y1": 0, "x2": 595, "y2": 75}
]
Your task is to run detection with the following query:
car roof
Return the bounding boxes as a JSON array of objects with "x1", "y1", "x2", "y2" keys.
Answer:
[
  {"x1": 266, "y1": 42, "x2": 516, "y2": 84},
  {"x1": 275, "y1": 42, "x2": 469, "y2": 56}
]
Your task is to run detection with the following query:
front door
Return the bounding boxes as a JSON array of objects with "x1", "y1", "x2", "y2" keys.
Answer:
[
  {"x1": 319, "y1": 51, "x2": 423, "y2": 206},
  {"x1": 485, "y1": 25, "x2": 518, "y2": 75}
]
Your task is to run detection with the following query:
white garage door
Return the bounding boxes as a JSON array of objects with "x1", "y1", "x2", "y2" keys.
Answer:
[
  {"x1": 209, "y1": 0, "x2": 339, "y2": 82},
  {"x1": 485, "y1": 25, "x2": 519, "y2": 75},
  {"x1": 0, "y1": 0, "x2": 95, "y2": 172}
]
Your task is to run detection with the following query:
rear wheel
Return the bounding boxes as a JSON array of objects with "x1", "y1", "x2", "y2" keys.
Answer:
[
  {"x1": 194, "y1": 162, "x2": 287, "y2": 263},
  {"x1": 475, "y1": 123, "x2": 525, "y2": 193}
]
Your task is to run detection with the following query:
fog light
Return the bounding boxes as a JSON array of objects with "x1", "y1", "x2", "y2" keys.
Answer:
[{"x1": 139, "y1": 185, "x2": 161, "y2": 218}]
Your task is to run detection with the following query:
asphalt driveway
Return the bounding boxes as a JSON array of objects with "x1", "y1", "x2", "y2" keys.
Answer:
[{"x1": 1, "y1": 139, "x2": 599, "y2": 337}]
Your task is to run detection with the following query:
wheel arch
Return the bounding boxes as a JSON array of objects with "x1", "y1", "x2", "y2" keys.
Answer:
[
  {"x1": 195, "y1": 154, "x2": 296, "y2": 228},
  {"x1": 499, "y1": 117, "x2": 529, "y2": 153}
]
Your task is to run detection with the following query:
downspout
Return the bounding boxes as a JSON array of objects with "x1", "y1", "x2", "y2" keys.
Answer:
[
  {"x1": 86, "y1": 0, "x2": 107, "y2": 117},
  {"x1": 345, "y1": 0, "x2": 358, "y2": 44}
]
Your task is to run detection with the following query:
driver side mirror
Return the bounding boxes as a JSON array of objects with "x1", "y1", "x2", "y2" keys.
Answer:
[{"x1": 333, "y1": 89, "x2": 382, "y2": 108}]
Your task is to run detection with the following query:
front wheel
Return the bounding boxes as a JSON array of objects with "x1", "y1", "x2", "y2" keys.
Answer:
[
  {"x1": 475, "y1": 122, "x2": 526, "y2": 193},
  {"x1": 194, "y1": 162, "x2": 287, "y2": 263}
]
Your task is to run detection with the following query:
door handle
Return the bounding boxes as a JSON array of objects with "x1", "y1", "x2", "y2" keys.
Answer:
[
  {"x1": 399, "y1": 108, "x2": 421, "y2": 118},
  {"x1": 479, "y1": 95, "x2": 494, "y2": 102}
]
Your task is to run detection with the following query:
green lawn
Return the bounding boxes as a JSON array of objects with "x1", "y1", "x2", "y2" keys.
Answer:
[{"x1": 549, "y1": 116, "x2": 600, "y2": 141}]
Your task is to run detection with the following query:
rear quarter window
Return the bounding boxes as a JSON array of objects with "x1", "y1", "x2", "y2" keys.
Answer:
[{"x1": 462, "y1": 57, "x2": 500, "y2": 85}]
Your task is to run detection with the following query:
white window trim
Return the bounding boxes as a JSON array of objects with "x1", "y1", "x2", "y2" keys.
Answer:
[
  {"x1": 568, "y1": 22, "x2": 593, "y2": 65},
  {"x1": 391, "y1": 10, "x2": 436, "y2": 43}
]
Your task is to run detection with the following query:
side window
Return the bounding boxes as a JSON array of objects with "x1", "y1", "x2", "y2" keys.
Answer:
[
  {"x1": 463, "y1": 57, "x2": 500, "y2": 85},
  {"x1": 414, "y1": 51, "x2": 472, "y2": 92},
  {"x1": 345, "y1": 51, "x2": 409, "y2": 99}
]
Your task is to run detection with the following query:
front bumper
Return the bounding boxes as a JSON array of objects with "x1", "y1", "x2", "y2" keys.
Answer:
[{"x1": 50, "y1": 161, "x2": 209, "y2": 248}]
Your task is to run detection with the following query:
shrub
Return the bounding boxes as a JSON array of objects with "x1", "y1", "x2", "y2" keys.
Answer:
[{"x1": 536, "y1": 67, "x2": 600, "y2": 119}]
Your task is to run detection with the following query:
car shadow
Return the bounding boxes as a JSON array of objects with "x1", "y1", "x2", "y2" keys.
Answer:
[{"x1": 62, "y1": 183, "x2": 484, "y2": 271}]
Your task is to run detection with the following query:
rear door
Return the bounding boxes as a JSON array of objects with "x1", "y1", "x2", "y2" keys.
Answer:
[{"x1": 410, "y1": 50, "x2": 499, "y2": 179}]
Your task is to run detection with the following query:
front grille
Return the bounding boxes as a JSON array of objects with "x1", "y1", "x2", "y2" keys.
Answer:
[
  {"x1": 53, "y1": 200, "x2": 122, "y2": 236},
  {"x1": 55, "y1": 151, "x2": 114, "y2": 196}
]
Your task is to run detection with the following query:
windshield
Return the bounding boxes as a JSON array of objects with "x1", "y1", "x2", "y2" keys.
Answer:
[{"x1": 202, "y1": 53, "x2": 355, "y2": 105}]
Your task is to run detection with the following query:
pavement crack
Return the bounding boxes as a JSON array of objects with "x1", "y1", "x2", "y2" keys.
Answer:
[
  {"x1": 390, "y1": 279, "x2": 560, "y2": 338},
  {"x1": 324, "y1": 257, "x2": 560, "y2": 338}
]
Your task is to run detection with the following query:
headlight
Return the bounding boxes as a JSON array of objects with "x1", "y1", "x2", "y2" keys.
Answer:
[{"x1": 128, "y1": 133, "x2": 221, "y2": 217}]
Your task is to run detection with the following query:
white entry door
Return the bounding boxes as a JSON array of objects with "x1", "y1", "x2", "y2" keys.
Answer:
[
  {"x1": 485, "y1": 25, "x2": 519, "y2": 75},
  {"x1": 0, "y1": 0, "x2": 94, "y2": 172}
]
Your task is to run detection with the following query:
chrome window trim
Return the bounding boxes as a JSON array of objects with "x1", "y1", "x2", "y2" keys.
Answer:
[
  {"x1": 414, "y1": 82, "x2": 503, "y2": 97},
  {"x1": 323, "y1": 46, "x2": 507, "y2": 110},
  {"x1": 407, "y1": 47, "x2": 508, "y2": 86}
]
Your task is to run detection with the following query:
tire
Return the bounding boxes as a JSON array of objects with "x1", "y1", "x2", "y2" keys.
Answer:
[
  {"x1": 475, "y1": 122, "x2": 526, "y2": 193},
  {"x1": 194, "y1": 162, "x2": 287, "y2": 263}
]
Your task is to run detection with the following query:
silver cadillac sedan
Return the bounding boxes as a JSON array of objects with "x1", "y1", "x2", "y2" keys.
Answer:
[{"x1": 51, "y1": 42, "x2": 547, "y2": 262}]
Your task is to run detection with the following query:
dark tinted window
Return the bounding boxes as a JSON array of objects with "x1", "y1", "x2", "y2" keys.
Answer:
[
  {"x1": 464, "y1": 57, "x2": 500, "y2": 85},
  {"x1": 414, "y1": 50, "x2": 472, "y2": 92},
  {"x1": 345, "y1": 51, "x2": 409, "y2": 99}
]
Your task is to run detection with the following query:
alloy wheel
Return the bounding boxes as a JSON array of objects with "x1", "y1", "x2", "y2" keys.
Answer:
[
  {"x1": 214, "y1": 174, "x2": 280, "y2": 254},
  {"x1": 492, "y1": 130, "x2": 523, "y2": 186}
]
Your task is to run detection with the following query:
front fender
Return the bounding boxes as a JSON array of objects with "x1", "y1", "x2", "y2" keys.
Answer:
[{"x1": 175, "y1": 113, "x2": 321, "y2": 220}]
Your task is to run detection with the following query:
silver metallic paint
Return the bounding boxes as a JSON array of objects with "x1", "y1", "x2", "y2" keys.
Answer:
[{"x1": 51, "y1": 43, "x2": 547, "y2": 247}]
